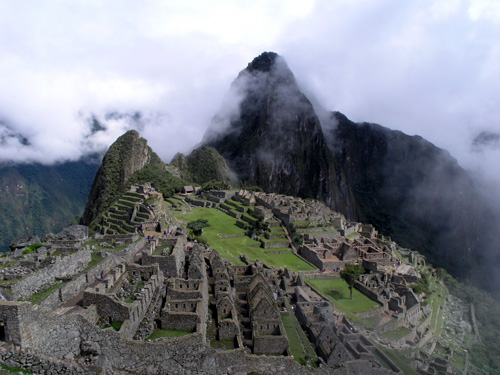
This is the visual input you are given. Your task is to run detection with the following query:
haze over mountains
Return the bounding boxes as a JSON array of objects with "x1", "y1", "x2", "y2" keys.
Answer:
[
  {"x1": 0, "y1": 51, "x2": 499, "y2": 298},
  {"x1": 74, "y1": 52, "x2": 500, "y2": 299}
]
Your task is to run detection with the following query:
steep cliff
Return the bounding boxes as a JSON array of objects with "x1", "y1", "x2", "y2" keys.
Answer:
[
  {"x1": 329, "y1": 111, "x2": 491, "y2": 281},
  {"x1": 203, "y1": 52, "x2": 356, "y2": 217}
]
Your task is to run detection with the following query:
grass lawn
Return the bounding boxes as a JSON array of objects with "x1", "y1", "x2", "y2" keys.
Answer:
[
  {"x1": 381, "y1": 326, "x2": 412, "y2": 341},
  {"x1": 23, "y1": 281, "x2": 66, "y2": 304},
  {"x1": 269, "y1": 226, "x2": 285, "y2": 233},
  {"x1": 375, "y1": 345, "x2": 419, "y2": 375},
  {"x1": 429, "y1": 281, "x2": 447, "y2": 335},
  {"x1": 174, "y1": 207, "x2": 315, "y2": 271},
  {"x1": 281, "y1": 299, "x2": 319, "y2": 366},
  {"x1": 306, "y1": 278, "x2": 380, "y2": 321},
  {"x1": 360, "y1": 316, "x2": 380, "y2": 330},
  {"x1": 146, "y1": 328, "x2": 191, "y2": 341}
]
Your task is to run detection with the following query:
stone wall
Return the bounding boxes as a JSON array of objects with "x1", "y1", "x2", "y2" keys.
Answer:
[
  {"x1": 0, "y1": 301, "x2": 399, "y2": 374},
  {"x1": 0, "y1": 302, "x2": 29, "y2": 344},
  {"x1": 40, "y1": 256, "x2": 120, "y2": 310},
  {"x1": 83, "y1": 292, "x2": 130, "y2": 322},
  {"x1": 0, "y1": 345, "x2": 86, "y2": 375},
  {"x1": 218, "y1": 318, "x2": 239, "y2": 341},
  {"x1": 142, "y1": 235, "x2": 185, "y2": 277},
  {"x1": 261, "y1": 240, "x2": 289, "y2": 249},
  {"x1": 245, "y1": 354, "x2": 316, "y2": 375},
  {"x1": 12, "y1": 249, "x2": 92, "y2": 299},
  {"x1": 106, "y1": 237, "x2": 147, "y2": 262}
]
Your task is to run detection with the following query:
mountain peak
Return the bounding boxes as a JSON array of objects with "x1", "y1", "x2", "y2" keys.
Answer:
[{"x1": 246, "y1": 51, "x2": 279, "y2": 72}]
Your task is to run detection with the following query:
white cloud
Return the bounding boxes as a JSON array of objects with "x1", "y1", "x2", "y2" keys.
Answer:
[{"x1": 0, "y1": 0, "x2": 498, "y2": 191}]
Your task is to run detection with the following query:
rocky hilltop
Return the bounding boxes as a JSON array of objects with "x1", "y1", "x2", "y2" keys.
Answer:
[
  {"x1": 203, "y1": 52, "x2": 356, "y2": 218},
  {"x1": 82, "y1": 130, "x2": 166, "y2": 228}
]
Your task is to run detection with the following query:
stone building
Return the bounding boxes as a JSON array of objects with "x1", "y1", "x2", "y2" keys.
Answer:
[
  {"x1": 357, "y1": 273, "x2": 421, "y2": 324},
  {"x1": 299, "y1": 236, "x2": 393, "y2": 271},
  {"x1": 161, "y1": 247, "x2": 209, "y2": 339}
]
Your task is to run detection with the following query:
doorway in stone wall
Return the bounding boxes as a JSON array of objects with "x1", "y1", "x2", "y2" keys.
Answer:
[{"x1": 0, "y1": 321, "x2": 5, "y2": 341}]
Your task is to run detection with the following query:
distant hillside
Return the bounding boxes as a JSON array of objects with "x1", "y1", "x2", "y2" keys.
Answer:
[{"x1": 0, "y1": 158, "x2": 99, "y2": 251}]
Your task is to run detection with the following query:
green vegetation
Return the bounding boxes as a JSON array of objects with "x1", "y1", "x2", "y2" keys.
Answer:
[
  {"x1": 146, "y1": 328, "x2": 192, "y2": 340},
  {"x1": 128, "y1": 157, "x2": 185, "y2": 199},
  {"x1": 437, "y1": 268, "x2": 500, "y2": 373},
  {"x1": 0, "y1": 159, "x2": 98, "y2": 252},
  {"x1": 381, "y1": 326, "x2": 412, "y2": 341},
  {"x1": 100, "y1": 320, "x2": 123, "y2": 331},
  {"x1": 187, "y1": 219, "x2": 210, "y2": 236},
  {"x1": 375, "y1": 345, "x2": 418, "y2": 375},
  {"x1": 171, "y1": 146, "x2": 232, "y2": 185},
  {"x1": 22, "y1": 243, "x2": 42, "y2": 255},
  {"x1": 306, "y1": 278, "x2": 380, "y2": 321},
  {"x1": 174, "y1": 207, "x2": 315, "y2": 271},
  {"x1": 339, "y1": 264, "x2": 365, "y2": 299},
  {"x1": 0, "y1": 363, "x2": 33, "y2": 374},
  {"x1": 281, "y1": 299, "x2": 319, "y2": 366},
  {"x1": 21, "y1": 281, "x2": 66, "y2": 304}
]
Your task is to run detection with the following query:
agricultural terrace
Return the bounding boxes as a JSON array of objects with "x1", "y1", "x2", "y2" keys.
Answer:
[{"x1": 172, "y1": 206, "x2": 315, "y2": 272}]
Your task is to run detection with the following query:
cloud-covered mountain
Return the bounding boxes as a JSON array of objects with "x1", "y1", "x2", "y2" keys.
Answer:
[{"x1": 200, "y1": 52, "x2": 500, "y2": 296}]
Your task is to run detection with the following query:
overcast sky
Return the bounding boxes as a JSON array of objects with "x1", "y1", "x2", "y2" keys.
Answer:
[{"x1": 1, "y1": 0, "x2": 499, "y2": 187}]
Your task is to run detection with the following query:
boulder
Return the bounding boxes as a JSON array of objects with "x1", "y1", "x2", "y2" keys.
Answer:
[
  {"x1": 9, "y1": 236, "x2": 41, "y2": 250},
  {"x1": 56, "y1": 225, "x2": 89, "y2": 240}
]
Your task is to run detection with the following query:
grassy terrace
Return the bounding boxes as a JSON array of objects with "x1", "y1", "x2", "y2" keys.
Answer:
[
  {"x1": 301, "y1": 230, "x2": 337, "y2": 235},
  {"x1": 21, "y1": 281, "x2": 66, "y2": 304},
  {"x1": 281, "y1": 299, "x2": 319, "y2": 366},
  {"x1": 146, "y1": 328, "x2": 192, "y2": 341},
  {"x1": 375, "y1": 345, "x2": 418, "y2": 375},
  {"x1": 173, "y1": 207, "x2": 315, "y2": 271},
  {"x1": 260, "y1": 237, "x2": 289, "y2": 243},
  {"x1": 305, "y1": 278, "x2": 380, "y2": 321},
  {"x1": 269, "y1": 226, "x2": 285, "y2": 233},
  {"x1": 381, "y1": 326, "x2": 412, "y2": 341},
  {"x1": 428, "y1": 279, "x2": 447, "y2": 335}
]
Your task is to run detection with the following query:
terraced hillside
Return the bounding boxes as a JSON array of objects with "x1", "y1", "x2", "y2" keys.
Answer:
[{"x1": 96, "y1": 189, "x2": 159, "y2": 235}]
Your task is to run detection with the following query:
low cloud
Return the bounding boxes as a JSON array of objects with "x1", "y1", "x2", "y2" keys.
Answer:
[{"x1": 0, "y1": 0, "x2": 498, "y2": 193}]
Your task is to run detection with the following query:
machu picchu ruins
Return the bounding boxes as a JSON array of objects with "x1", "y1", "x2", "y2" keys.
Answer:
[{"x1": 0, "y1": 185, "x2": 481, "y2": 374}]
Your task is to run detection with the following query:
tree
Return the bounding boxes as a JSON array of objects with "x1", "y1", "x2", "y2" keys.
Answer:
[
  {"x1": 187, "y1": 219, "x2": 210, "y2": 236},
  {"x1": 339, "y1": 264, "x2": 365, "y2": 300}
]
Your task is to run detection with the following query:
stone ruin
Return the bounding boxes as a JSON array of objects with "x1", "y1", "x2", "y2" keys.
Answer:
[
  {"x1": 299, "y1": 236, "x2": 393, "y2": 272},
  {"x1": 357, "y1": 273, "x2": 422, "y2": 324},
  {"x1": 0, "y1": 187, "x2": 407, "y2": 374}
]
